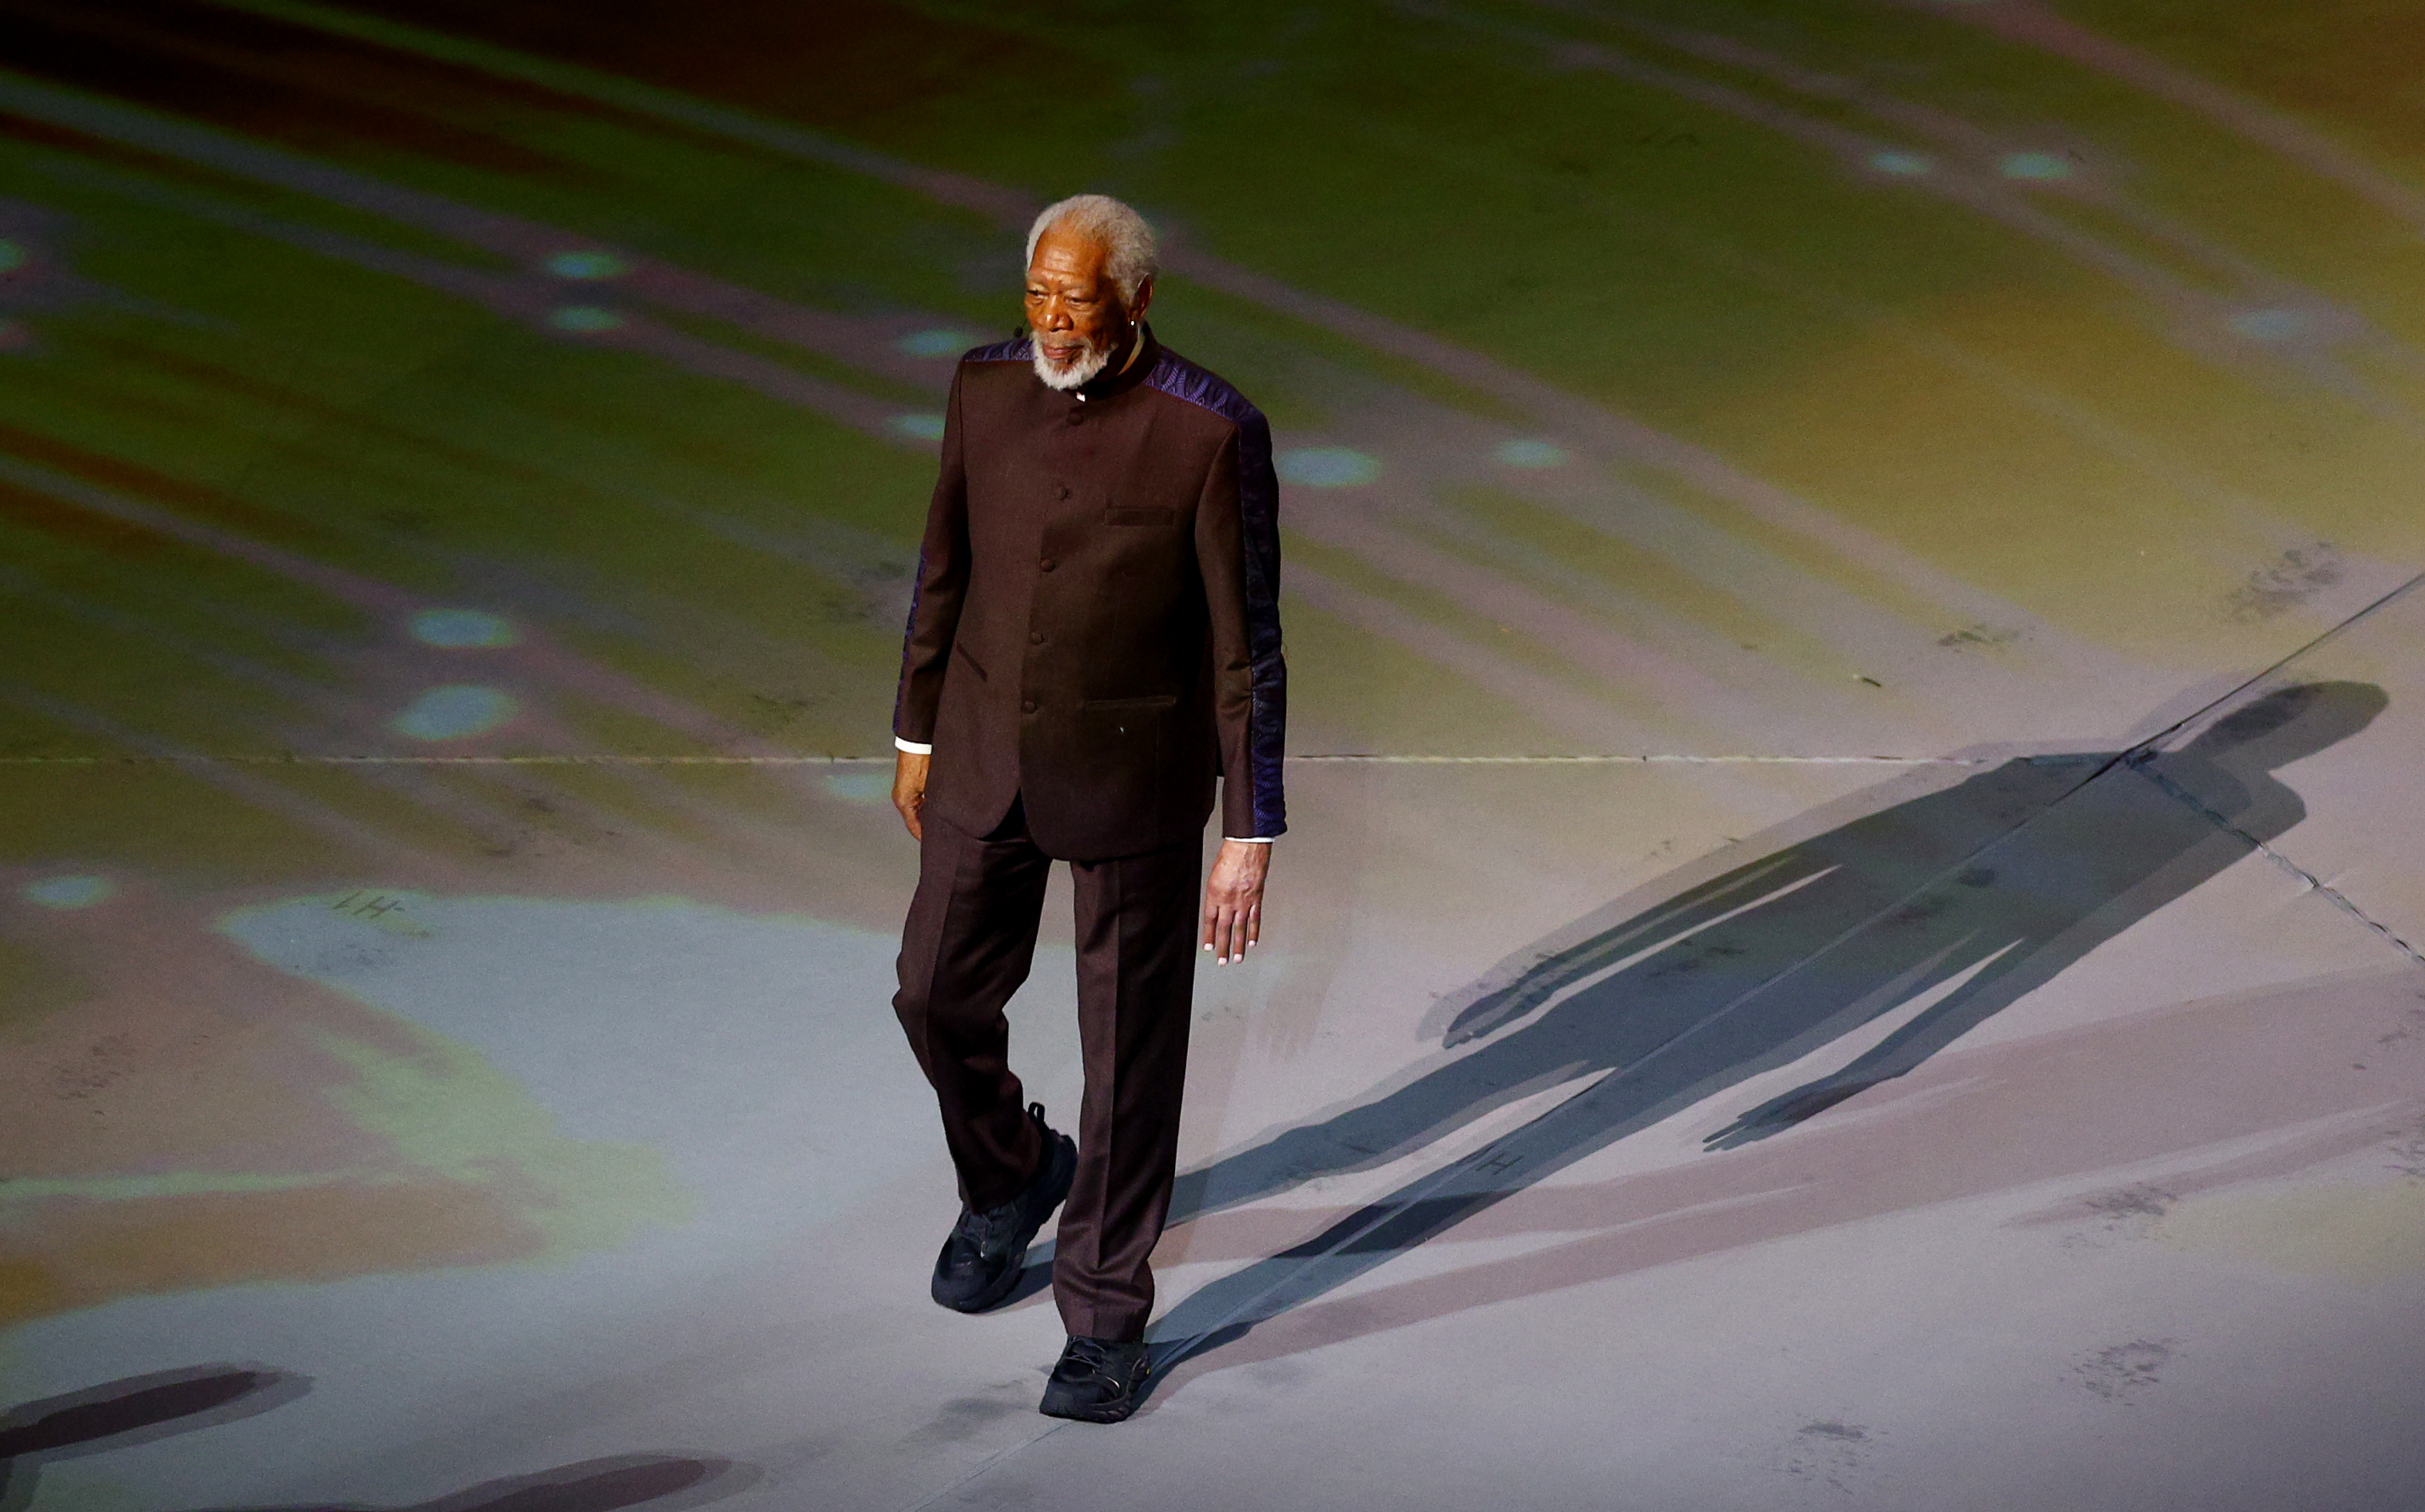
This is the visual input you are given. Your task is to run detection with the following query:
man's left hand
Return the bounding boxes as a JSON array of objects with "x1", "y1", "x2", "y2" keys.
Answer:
[{"x1": 1201, "y1": 840, "x2": 1270, "y2": 966}]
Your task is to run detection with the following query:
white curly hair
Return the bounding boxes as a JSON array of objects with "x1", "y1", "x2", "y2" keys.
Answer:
[{"x1": 1025, "y1": 194, "x2": 1159, "y2": 304}]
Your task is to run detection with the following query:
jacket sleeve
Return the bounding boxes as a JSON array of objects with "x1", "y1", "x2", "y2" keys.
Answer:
[
  {"x1": 892, "y1": 364, "x2": 969, "y2": 748},
  {"x1": 1194, "y1": 409, "x2": 1288, "y2": 840}
]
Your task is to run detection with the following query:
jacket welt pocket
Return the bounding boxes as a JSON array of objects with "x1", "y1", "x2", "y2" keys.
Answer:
[
  {"x1": 952, "y1": 642, "x2": 989, "y2": 682},
  {"x1": 1104, "y1": 506, "x2": 1179, "y2": 527},
  {"x1": 1079, "y1": 693, "x2": 1180, "y2": 710}
]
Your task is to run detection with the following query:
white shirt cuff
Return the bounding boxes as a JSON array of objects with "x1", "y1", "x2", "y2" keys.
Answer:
[{"x1": 1226, "y1": 836, "x2": 1275, "y2": 843}]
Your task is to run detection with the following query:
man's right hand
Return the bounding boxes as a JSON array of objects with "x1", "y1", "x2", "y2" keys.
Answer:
[{"x1": 892, "y1": 749, "x2": 930, "y2": 841}]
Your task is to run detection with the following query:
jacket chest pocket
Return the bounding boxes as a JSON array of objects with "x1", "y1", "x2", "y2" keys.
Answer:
[{"x1": 1080, "y1": 692, "x2": 1180, "y2": 712}]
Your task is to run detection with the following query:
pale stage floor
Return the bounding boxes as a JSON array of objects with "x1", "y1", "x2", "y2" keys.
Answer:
[{"x1": 4, "y1": 3, "x2": 2425, "y2": 1508}]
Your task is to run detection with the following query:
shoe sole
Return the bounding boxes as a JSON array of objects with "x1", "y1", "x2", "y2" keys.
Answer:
[
  {"x1": 934, "y1": 1130, "x2": 1076, "y2": 1314},
  {"x1": 1038, "y1": 1393, "x2": 1136, "y2": 1424}
]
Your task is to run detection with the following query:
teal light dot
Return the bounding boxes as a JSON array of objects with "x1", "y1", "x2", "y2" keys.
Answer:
[
  {"x1": 25, "y1": 875, "x2": 112, "y2": 909},
  {"x1": 822, "y1": 770, "x2": 893, "y2": 804},
  {"x1": 546, "y1": 250, "x2": 629, "y2": 279},
  {"x1": 890, "y1": 413, "x2": 947, "y2": 441},
  {"x1": 1278, "y1": 448, "x2": 1380, "y2": 488},
  {"x1": 898, "y1": 329, "x2": 970, "y2": 357},
  {"x1": 1869, "y1": 150, "x2": 1934, "y2": 176},
  {"x1": 2000, "y1": 151, "x2": 2074, "y2": 181},
  {"x1": 2230, "y1": 308, "x2": 2309, "y2": 342},
  {"x1": 393, "y1": 685, "x2": 517, "y2": 741},
  {"x1": 410, "y1": 608, "x2": 519, "y2": 648},
  {"x1": 548, "y1": 306, "x2": 625, "y2": 333},
  {"x1": 1494, "y1": 438, "x2": 1569, "y2": 468},
  {"x1": 0, "y1": 241, "x2": 24, "y2": 274}
]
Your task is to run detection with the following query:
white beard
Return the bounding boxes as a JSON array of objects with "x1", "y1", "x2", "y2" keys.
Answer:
[{"x1": 1033, "y1": 335, "x2": 1113, "y2": 391}]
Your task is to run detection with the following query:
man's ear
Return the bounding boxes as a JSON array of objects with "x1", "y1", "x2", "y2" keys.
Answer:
[{"x1": 1129, "y1": 276, "x2": 1155, "y2": 324}]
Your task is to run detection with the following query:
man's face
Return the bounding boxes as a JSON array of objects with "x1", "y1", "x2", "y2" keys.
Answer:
[{"x1": 1025, "y1": 225, "x2": 1131, "y2": 389}]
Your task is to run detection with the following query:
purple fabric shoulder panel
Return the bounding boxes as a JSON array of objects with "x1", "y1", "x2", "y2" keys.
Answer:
[
  {"x1": 1144, "y1": 347, "x2": 1258, "y2": 427},
  {"x1": 1147, "y1": 350, "x2": 1289, "y2": 838},
  {"x1": 964, "y1": 333, "x2": 1034, "y2": 364}
]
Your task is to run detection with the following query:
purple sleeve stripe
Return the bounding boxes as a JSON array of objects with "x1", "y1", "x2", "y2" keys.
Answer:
[
  {"x1": 1237, "y1": 408, "x2": 1288, "y2": 839},
  {"x1": 891, "y1": 538, "x2": 928, "y2": 739},
  {"x1": 1149, "y1": 352, "x2": 1288, "y2": 838}
]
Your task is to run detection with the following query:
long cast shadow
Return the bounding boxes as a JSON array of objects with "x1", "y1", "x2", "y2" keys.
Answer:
[
  {"x1": 1147, "y1": 960, "x2": 2425, "y2": 1386},
  {"x1": 1146, "y1": 681, "x2": 2386, "y2": 1382},
  {"x1": 0, "y1": 1366, "x2": 756, "y2": 1512},
  {"x1": 203, "y1": 1453, "x2": 760, "y2": 1512}
]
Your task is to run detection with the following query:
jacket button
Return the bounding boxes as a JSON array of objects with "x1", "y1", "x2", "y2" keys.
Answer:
[
  {"x1": 1057, "y1": 484, "x2": 1072, "y2": 499},
  {"x1": 1039, "y1": 558, "x2": 1057, "y2": 572},
  {"x1": 1021, "y1": 699, "x2": 1038, "y2": 714},
  {"x1": 1030, "y1": 632, "x2": 1045, "y2": 645},
  {"x1": 1065, "y1": 409, "x2": 1085, "y2": 425}
]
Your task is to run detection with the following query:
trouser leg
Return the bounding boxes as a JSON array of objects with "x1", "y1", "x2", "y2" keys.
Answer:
[
  {"x1": 1053, "y1": 834, "x2": 1203, "y2": 1341},
  {"x1": 892, "y1": 800, "x2": 1053, "y2": 1212}
]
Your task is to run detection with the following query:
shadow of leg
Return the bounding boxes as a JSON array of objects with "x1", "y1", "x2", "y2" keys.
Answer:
[{"x1": 1, "y1": 1367, "x2": 309, "y2": 1512}]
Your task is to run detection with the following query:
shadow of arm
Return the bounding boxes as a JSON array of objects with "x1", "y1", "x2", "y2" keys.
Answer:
[
  {"x1": 1445, "y1": 854, "x2": 1823, "y2": 1046},
  {"x1": 1702, "y1": 939, "x2": 2030, "y2": 1151}
]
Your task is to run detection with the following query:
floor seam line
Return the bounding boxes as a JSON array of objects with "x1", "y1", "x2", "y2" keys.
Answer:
[
  {"x1": 899, "y1": 1422, "x2": 1070, "y2": 1512},
  {"x1": 2131, "y1": 759, "x2": 2425, "y2": 967}
]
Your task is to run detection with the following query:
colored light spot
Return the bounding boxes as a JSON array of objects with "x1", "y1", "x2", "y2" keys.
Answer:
[
  {"x1": 1278, "y1": 448, "x2": 1380, "y2": 488},
  {"x1": 2230, "y1": 308, "x2": 2310, "y2": 342},
  {"x1": 1494, "y1": 438, "x2": 1569, "y2": 468},
  {"x1": 1868, "y1": 150, "x2": 1934, "y2": 177},
  {"x1": 822, "y1": 770, "x2": 893, "y2": 804},
  {"x1": 25, "y1": 875, "x2": 112, "y2": 909},
  {"x1": 0, "y1": 241, "x2": 24, "y2": 274},
  {"x1": 548, "y1": 306, "x2": 625, "y2": 333},
  {"x1": 2000, "y1": 151, "x2": 2074, "y2": 181},
  {"x1": 411, "y1": 608, "x2": 519, "y2": 648},
  {"x1": 546, "y1": 250, "x2": 628, "y2": 279},
  {"x1": 898, "y1": 329, "x2": 971, "y2": 357},
  {"x1": 393, "y1": 685, "x2": 517, "y2": 741},
  {"x1": 0, "y1": 320, "x2": 32, "y2": 353},
  {"x1": 890, "y1": 413, "x2": 947, "y2": 441}
]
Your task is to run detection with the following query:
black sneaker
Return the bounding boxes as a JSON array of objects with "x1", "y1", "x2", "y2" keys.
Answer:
[
  {"x1": 1038, "y1": 1335, "x2": 1152, "y2": 1423},
  {"x1": 930, "y1": 1104, "x2": 1075, "y2": 1314}
]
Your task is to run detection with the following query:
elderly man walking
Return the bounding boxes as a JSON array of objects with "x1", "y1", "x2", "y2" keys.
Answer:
[{"x1": 887, "y1": 194, "x2": 1286, "y2": 1422}]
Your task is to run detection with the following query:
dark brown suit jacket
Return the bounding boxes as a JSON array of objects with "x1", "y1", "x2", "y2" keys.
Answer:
[{"x1": 892, "y1": 327, "x2": 1287, "y2": 861}]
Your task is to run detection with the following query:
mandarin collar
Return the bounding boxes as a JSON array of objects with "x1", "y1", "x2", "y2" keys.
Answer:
[{"x1": 1072, "y1": 323, "x2": 1160, "y2": 404}]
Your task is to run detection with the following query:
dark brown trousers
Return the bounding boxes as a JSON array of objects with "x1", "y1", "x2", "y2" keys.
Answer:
[{"x1": 892, "y1": 795, "x2": 1201, "y2": 1341}]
